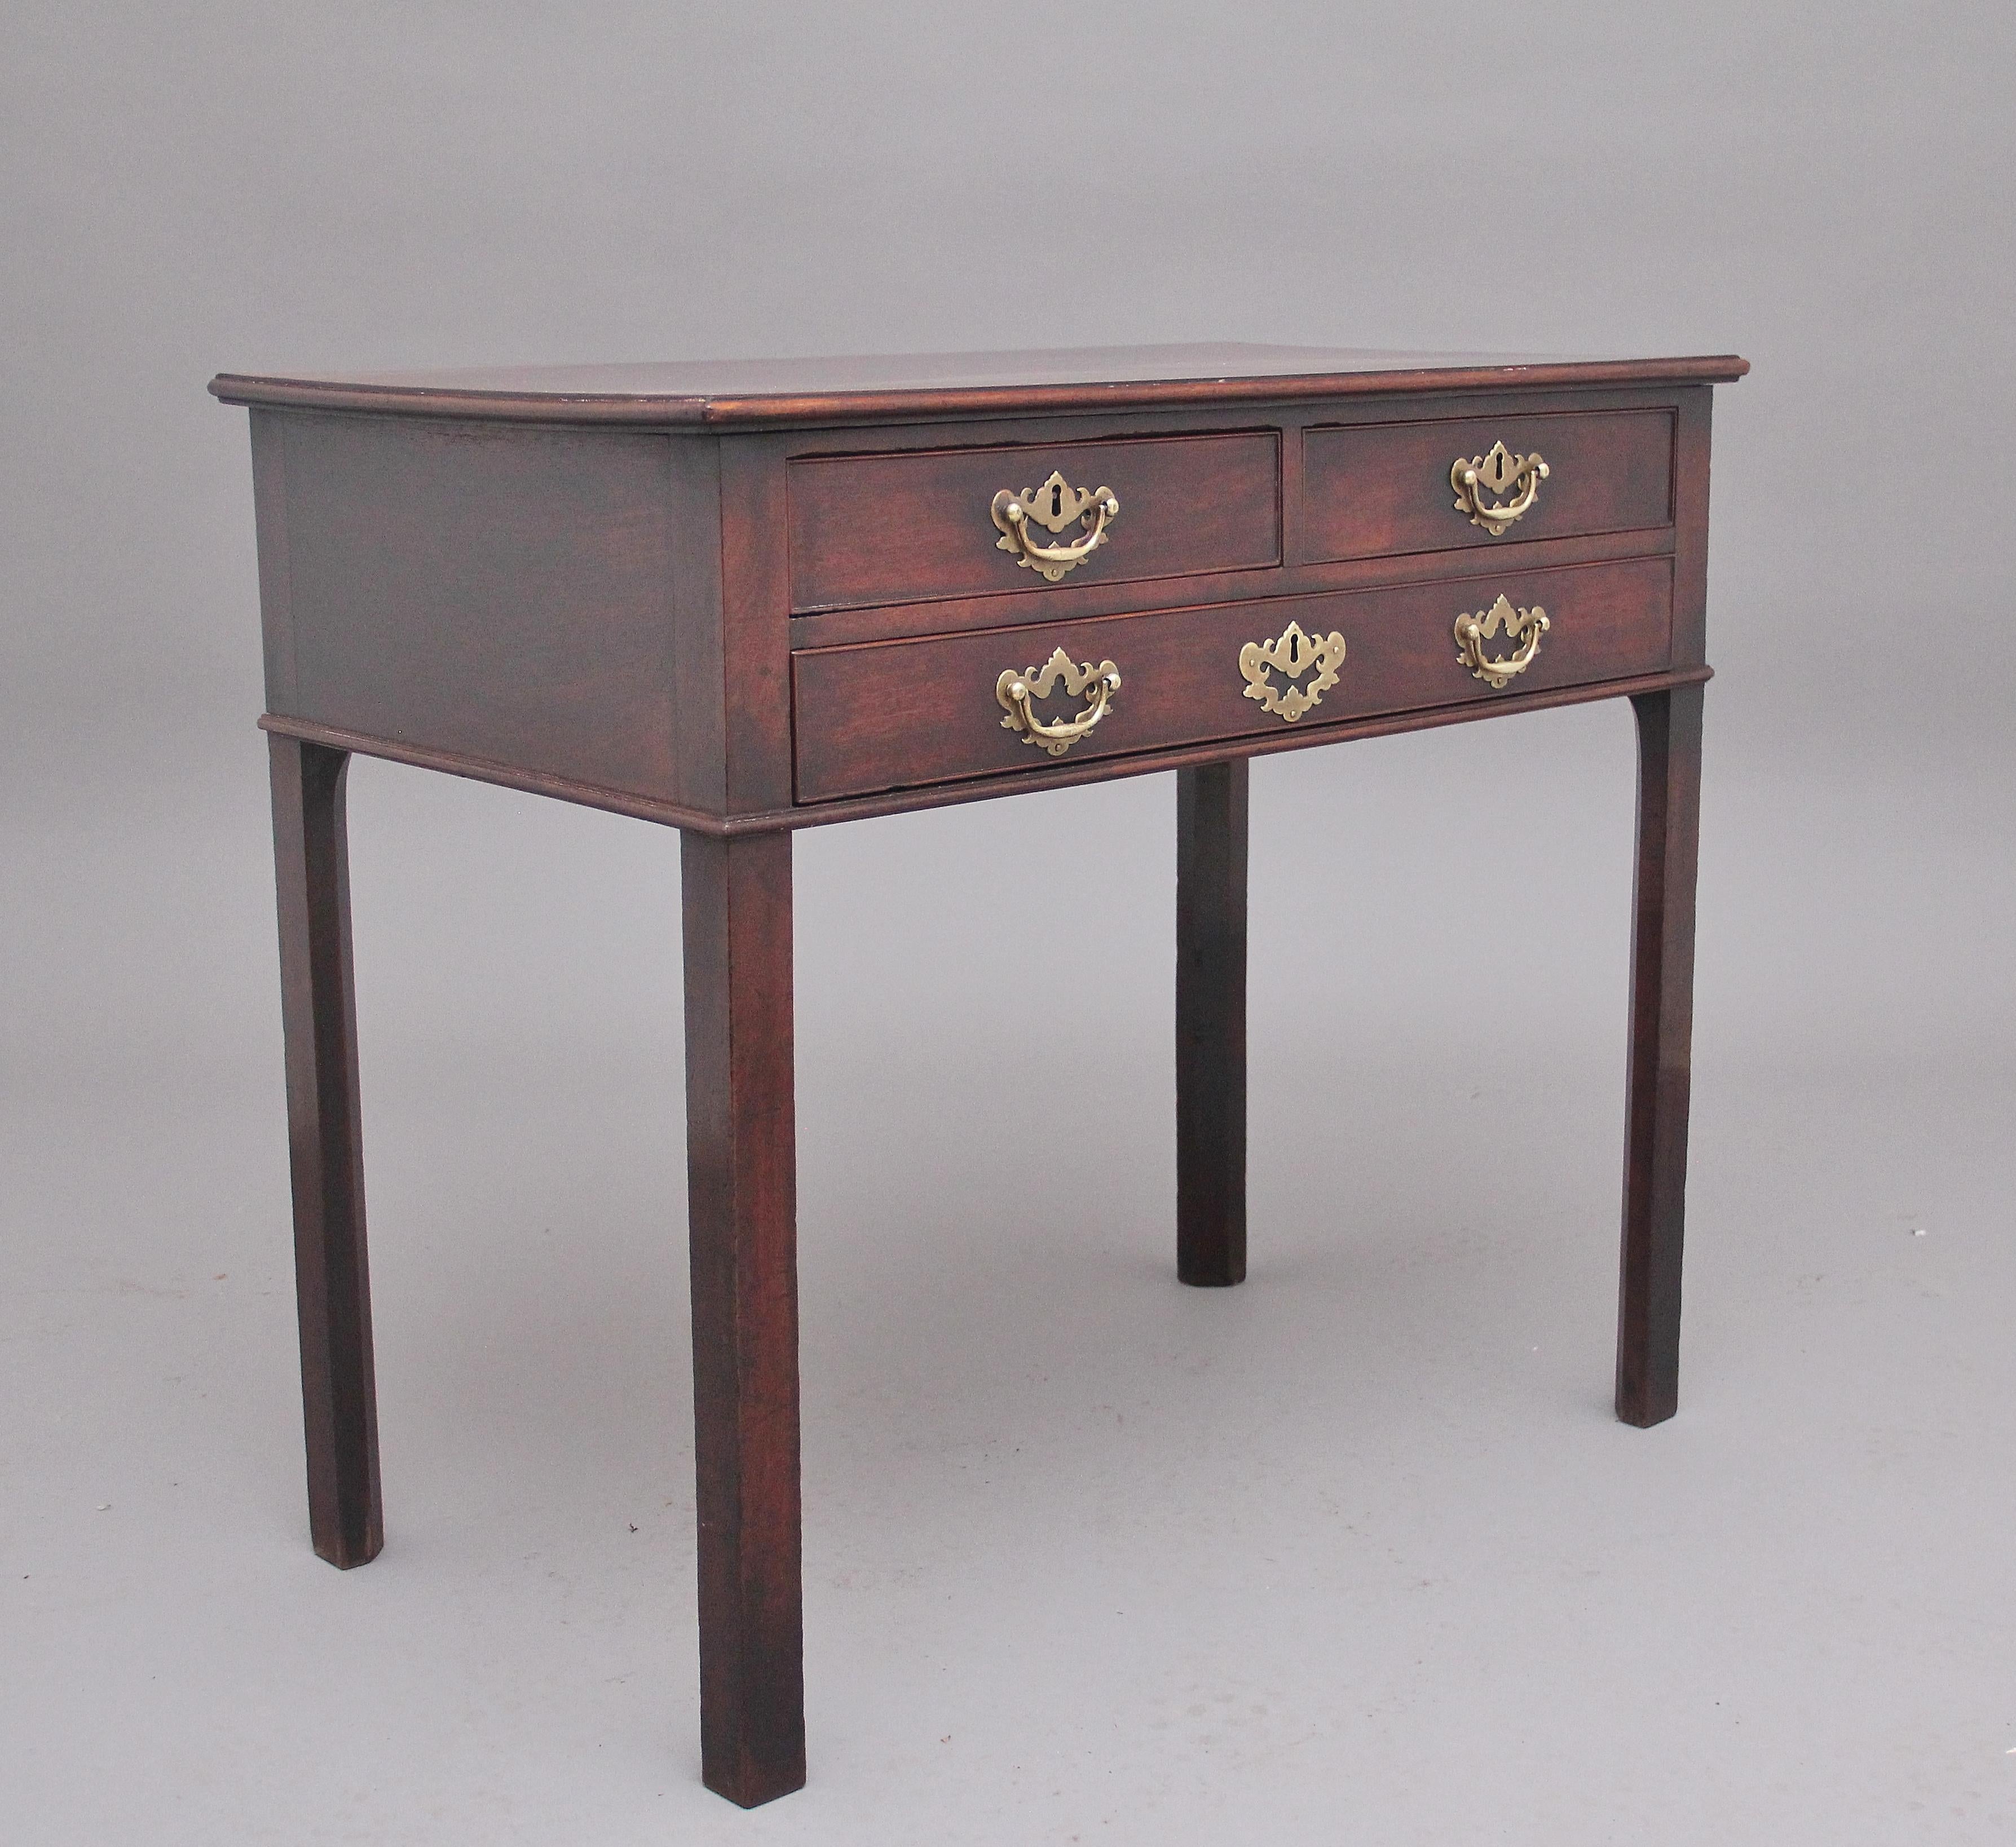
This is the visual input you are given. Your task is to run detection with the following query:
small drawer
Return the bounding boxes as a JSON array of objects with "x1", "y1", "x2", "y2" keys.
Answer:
[
  {"x1": 787, "y1": 430, "x2": 1280, "y2": 613},
  {"x1": 792, "y1": 558, "x2": 1671, "y2": 802},
  {"x1": 1300, "y1": 410, "x2": 1673, "y2": 563}
]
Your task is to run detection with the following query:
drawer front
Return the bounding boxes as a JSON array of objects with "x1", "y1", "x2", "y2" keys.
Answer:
[
  {"x1": 1302, "y1": 410, "x2": 1673, "y2": 563},
  {"x1": 787, "y1": 431, "x2": 1281, "y2": 613},
  {"x1": 793, "y1": 558, "x2": 1671, "y2": 802}
]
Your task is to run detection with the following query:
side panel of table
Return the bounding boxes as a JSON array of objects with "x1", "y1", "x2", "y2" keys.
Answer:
[{"x1": 248, "y1": 409, "x2": 748, "y2": 817}]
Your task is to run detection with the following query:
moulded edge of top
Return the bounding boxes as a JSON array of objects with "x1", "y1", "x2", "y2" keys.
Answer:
[{"x1": 208, "y1": 354, "x2": 1750, "y2": 428}]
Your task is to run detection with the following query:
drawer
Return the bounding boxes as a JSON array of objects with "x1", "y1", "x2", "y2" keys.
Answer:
[
  {"x1": 1301, "y1": 410, "x2": 1673, "y2": 563},
  {"x1": 793, "y1": 558, "x2": 1671, "y2": 802},
  {"x1": 787, "y1": 431, "x2": 1280, "y2": 613}
]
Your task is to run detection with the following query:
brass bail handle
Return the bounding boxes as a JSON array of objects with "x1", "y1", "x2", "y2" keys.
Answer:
[
  {"x1": 995, "y1": 647, "x2": 1122, "y2": 756},
  {"x1": 991, "y1": 470, "x2": 1119, "y2": 583},
  {"x1": 1451, "y1": 441, "x2": 1550, "y2": 535},
  {"x1": 1454, "y1": 594, "x2": 1550, "y2": 689}
]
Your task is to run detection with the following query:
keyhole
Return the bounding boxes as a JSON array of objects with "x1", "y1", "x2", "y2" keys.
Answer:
[{"x1": 1050, "y1": 483, "x2": 1062, "y2": 519}]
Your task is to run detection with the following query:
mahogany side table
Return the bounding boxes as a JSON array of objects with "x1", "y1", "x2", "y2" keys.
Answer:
[{"x1": 211, "y1": 343, "x2": 1746, "y2": 1806}]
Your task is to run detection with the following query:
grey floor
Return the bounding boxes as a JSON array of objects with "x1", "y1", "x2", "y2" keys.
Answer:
[{"x1": 7, "y1": 712, "x2": 2011, "y2": 1844}]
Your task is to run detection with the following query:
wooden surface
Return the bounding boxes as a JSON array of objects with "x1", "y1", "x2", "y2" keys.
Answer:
[
  {"x1": 680, "y1": 831, "x2": 805, "y2": 1806},
  {"x1": 1176, "y1": 762, "x2": 1249, "y2": 1288},
  {"x1": 791, "y1": 558, "x2": 1674, "y2": 803},
  {"x1": 267, "y1": 736, "x2": 382, "y2": 1570},
  {"x1": 786, "y1": 430, "x2": 1280, "y2": 612},
  {"x1": 210, "y1": 343, "x2": 1747, "y2": 427}
]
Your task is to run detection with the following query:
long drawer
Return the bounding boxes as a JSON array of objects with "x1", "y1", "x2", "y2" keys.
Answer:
[
  {"x1": 792, "y1": 557, "x2": 1673, "y2": 803},
  {"x1": 787, "y1": 430, "x2": 1281, "y2": 612}
]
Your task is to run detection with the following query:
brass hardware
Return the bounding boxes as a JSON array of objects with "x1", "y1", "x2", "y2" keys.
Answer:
[
  {"x1": 1238, "y1": 621, "x2": 1347, "y2": 723},
  {"x1": 1454, "y1": 594, "x2": 1550, "y2": 688},
  {"x1": 991, "y1": 471, "x2": 1119, "y2": 582},
  {"x1": 1450, "y1": 441, "x2": 1549, "y2": 535},
  {"x1": 996, "y1": 646, "x2": 1122, "y2": 755}
]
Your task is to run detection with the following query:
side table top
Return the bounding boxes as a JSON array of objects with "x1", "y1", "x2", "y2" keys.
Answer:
[{"x1": 210, "y1": 341, "x2": 1748, "y2": 428}]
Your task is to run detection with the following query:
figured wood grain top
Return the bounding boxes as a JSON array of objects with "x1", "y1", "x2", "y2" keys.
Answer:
[{"x1": 211, "y1": 342, "x2": 1748, "y2": 427}]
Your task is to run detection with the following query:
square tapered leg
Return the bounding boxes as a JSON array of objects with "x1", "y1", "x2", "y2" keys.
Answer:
[
  {"x1": 1616, "y1": 687, "x2": 1704, "y2": 1427},
  {"x1": 681, "y1": 829, "x2": 805, "y2": 1806},
  {"x1": 1176, "y1": 761, "x2": 1249, "y2": 1287}
]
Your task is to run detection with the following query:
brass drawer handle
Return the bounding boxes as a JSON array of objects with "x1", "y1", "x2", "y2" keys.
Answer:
[
  {"x1": 1238, "y1": 621, "x2": 1347, "y2": 723},
  {"x1": 1454, "y1": 594, "x2": 1550, "y2": 688},
  {"x1": 991, "y1": 470, "x2": 1119, "y2": 582},
  {"x1": 996, "y1": 647, "x2": 1121, "y2": 756},
  {"x1": 1450, "y1": 441, "x2": 1549, "y2": 534}
]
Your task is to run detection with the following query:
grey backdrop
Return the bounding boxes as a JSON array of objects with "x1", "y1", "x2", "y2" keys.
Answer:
[{"x1": 6, "y1": 5, "x2": 2013, "y2": 1842}]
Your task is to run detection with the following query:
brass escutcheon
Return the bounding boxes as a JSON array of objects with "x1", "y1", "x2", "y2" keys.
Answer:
[
  {"x1": 1450, "y1": 441, "x2": 1549, "y2": 534},
  {"x1": 991, "y1": 471, "x2": 1119, "y2": 582},
  {"x1": 1238, "y1": 621, "x2": 1348, "y2": 722},
  {"x1": 1454, "y1": 593, "x2": 1550, "y2": 688},
  {"x1": 996, "y1": 646, "x2": 1122, "y2": 755}
]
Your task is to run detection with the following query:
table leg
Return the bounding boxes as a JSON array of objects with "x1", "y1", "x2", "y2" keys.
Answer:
[
  {"x1": 268, "y1": 735, "x2": 383, "y2": 1568},
  {"x1": 1616, "y1": 686, "x2": 1704, "y2": 1428},
  {"x1": 1176, "y1": 761, "x2": 1249, "y2": 1287},
  {"x1": 680, "y1": 830, "x2": 805, "y2": 1806}
]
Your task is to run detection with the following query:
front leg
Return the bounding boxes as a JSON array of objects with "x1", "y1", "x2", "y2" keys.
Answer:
[
  {"x1": 1176, "y1": 760, "x2": 1249, "y2": 1287},
  {"x1": 1616, "y1": 687, "x2": 1704, "y2": 1427},
  {"x1": 680, "y1": 829, "x2": 805, "y2": 1806}
]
